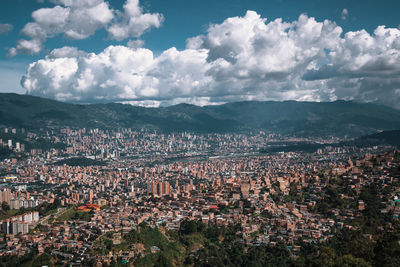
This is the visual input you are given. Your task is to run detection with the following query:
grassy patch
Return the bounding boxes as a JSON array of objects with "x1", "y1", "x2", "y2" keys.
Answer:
[
  {"x1": 124, "y1": 225, "x2": 183, "y2": 266},
  {"x1": 56, "y1": 207, "x2": 92, "y2": 221}
]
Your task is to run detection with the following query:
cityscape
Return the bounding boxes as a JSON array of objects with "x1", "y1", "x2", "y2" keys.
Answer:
[
  {"x1": 0, "y1": 125, "x2": 399, "y2": 266},
  {"x1": 1, "y1": 0, "x2": 400, "y2": 266}
]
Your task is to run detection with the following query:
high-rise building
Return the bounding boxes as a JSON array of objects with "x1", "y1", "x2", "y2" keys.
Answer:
[
  {"x1": 147, "y1": 180, "x2": 170, "y2": 197},
  {"x1": 151, "y1": 181, "x2": 156, "y2": 196},
  {"x1": 163, "y1": 182, "x2": 170, "y2": 195},
  {"x1": 16, "y1": 142, "x2": 21, "y2": 152},
  {"x1": 157, "y1": 182, "x2": 163, "y2": 196},
  {"x1": 1, "y1": 211, "x2": 39, "y2": 235},
  {"x1": 10, "y1": 198, "x2": 21, "y2": 209},
  {"x1": 0, "y1": 188, "x2": 12, "y2": 205},
  {"x1": 89, "y1": 189, "x2": 94, "y2": 204},
  {"x1": 240, "y1": 183, "x2": 250, "y2": 198}
]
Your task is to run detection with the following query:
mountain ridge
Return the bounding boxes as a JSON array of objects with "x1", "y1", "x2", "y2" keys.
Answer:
[{"x1": 1, "y1": 93, "x2": 400, "y2": 137}]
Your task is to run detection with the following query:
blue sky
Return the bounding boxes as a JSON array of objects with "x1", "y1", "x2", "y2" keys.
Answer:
[
  {"x1": 2, "y1": 0, "x2": 399, "y2": 57},
  {"x1": 0, "y1": 0, "x2": 399, "y2": 108}
]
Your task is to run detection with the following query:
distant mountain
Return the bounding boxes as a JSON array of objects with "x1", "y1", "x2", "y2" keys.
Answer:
[
  {"x1": 1, "y1": 93, "x2": 400, "y2": 137},
  {"x1": 355, "y1": 130, "x2": 400, "y2": 147},
  {"x1": 261, "y1": 130, "x2": 400, "y2": 154}
]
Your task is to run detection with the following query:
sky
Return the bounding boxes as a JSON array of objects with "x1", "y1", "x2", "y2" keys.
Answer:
[{"x1": 0, "y1": 0, "x2": 399, "y2": 108}]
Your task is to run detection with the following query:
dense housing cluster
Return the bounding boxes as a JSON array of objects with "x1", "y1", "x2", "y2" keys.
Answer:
[{"x1": 0, "y1": 127, "x2": 399, "y2": 266}]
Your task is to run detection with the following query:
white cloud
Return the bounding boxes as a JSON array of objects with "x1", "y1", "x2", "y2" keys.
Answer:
[
  {"x1": 341, "y1": 8, "x2": 348, "y2": 20},
  {"x1": 48, "y1": 46, "x2": 86, "y2": 58},
  {"x1": 0, "y1": 24, "x2": 13, "y2": 34},
  {"x1": 8, "y1": 39, "x2": 43, "y2": 57},
  {"x1": 9, "y1": 0, "x2": 162, "y2": 56},
  {"x1": 22, "y1": 11, "x2": 400, "y2": 109},
  {"x1": 127, "y1": 39, "x2": 145, "y2": 49},
  {"x1": 107, "y1": 0, "x2": 163, "y2": 41}
]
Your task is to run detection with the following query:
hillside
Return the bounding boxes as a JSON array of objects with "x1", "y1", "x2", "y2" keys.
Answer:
[
  {"x1": 261, "y1": 130, "x2": 400, "y2": 154},
  {"x1": 1, "y1": 93, "x2": 400, "y2": 137},
  {"x1": 356, "y1": 130, "x2": 400, "y2": 147}
]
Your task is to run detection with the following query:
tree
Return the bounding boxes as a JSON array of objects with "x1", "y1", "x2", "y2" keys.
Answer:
[
  {"x1": 335, "y1": 255, "x2": 371, "y2": 267},
  {"x1": 179, "y1": 220, "x2": 203, "y2": 235},
  {"x1": 32, "y1": 253, "x2": 54, "y2": 267},
  {"x1": 1, "y1": 201, "x2": 9, "y2": 211}
]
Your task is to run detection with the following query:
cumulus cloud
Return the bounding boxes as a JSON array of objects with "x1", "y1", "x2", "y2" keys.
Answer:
[
  {"x1": 8, "y1": 39, "x2": 42, "y2": 57},
  {"x1": 107, "y1": 0, "x2": 163, "y2": 41},
  {"x1": 47, "y1": 46, "x2": 86, "y2": 58},
  {"x1": 0, "y1": 24, "x2": 13, "y2": 34},
  {"x1": 9, "y1": 0, "x2": 162, "y2": 56},
  {"x1": 22, "y1": 11, "x2": 400, "y2": 109},
  {"x1": 127, "y1": 39, "x2": 145, "y2": 49}
]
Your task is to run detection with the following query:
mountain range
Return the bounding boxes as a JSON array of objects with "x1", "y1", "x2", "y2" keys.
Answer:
[{"x1": 1, "y1": 93, "x2": 400, "y2": 138}]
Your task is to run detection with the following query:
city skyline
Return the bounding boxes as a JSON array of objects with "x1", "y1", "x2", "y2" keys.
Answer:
[{"x1": 0, "y1": 124, "x2": 399, "y2": 265}]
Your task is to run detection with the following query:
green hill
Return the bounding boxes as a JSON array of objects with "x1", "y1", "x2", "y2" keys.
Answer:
[{"x1": 1, "y1": 93, "x2": 400, "y2": 137}]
